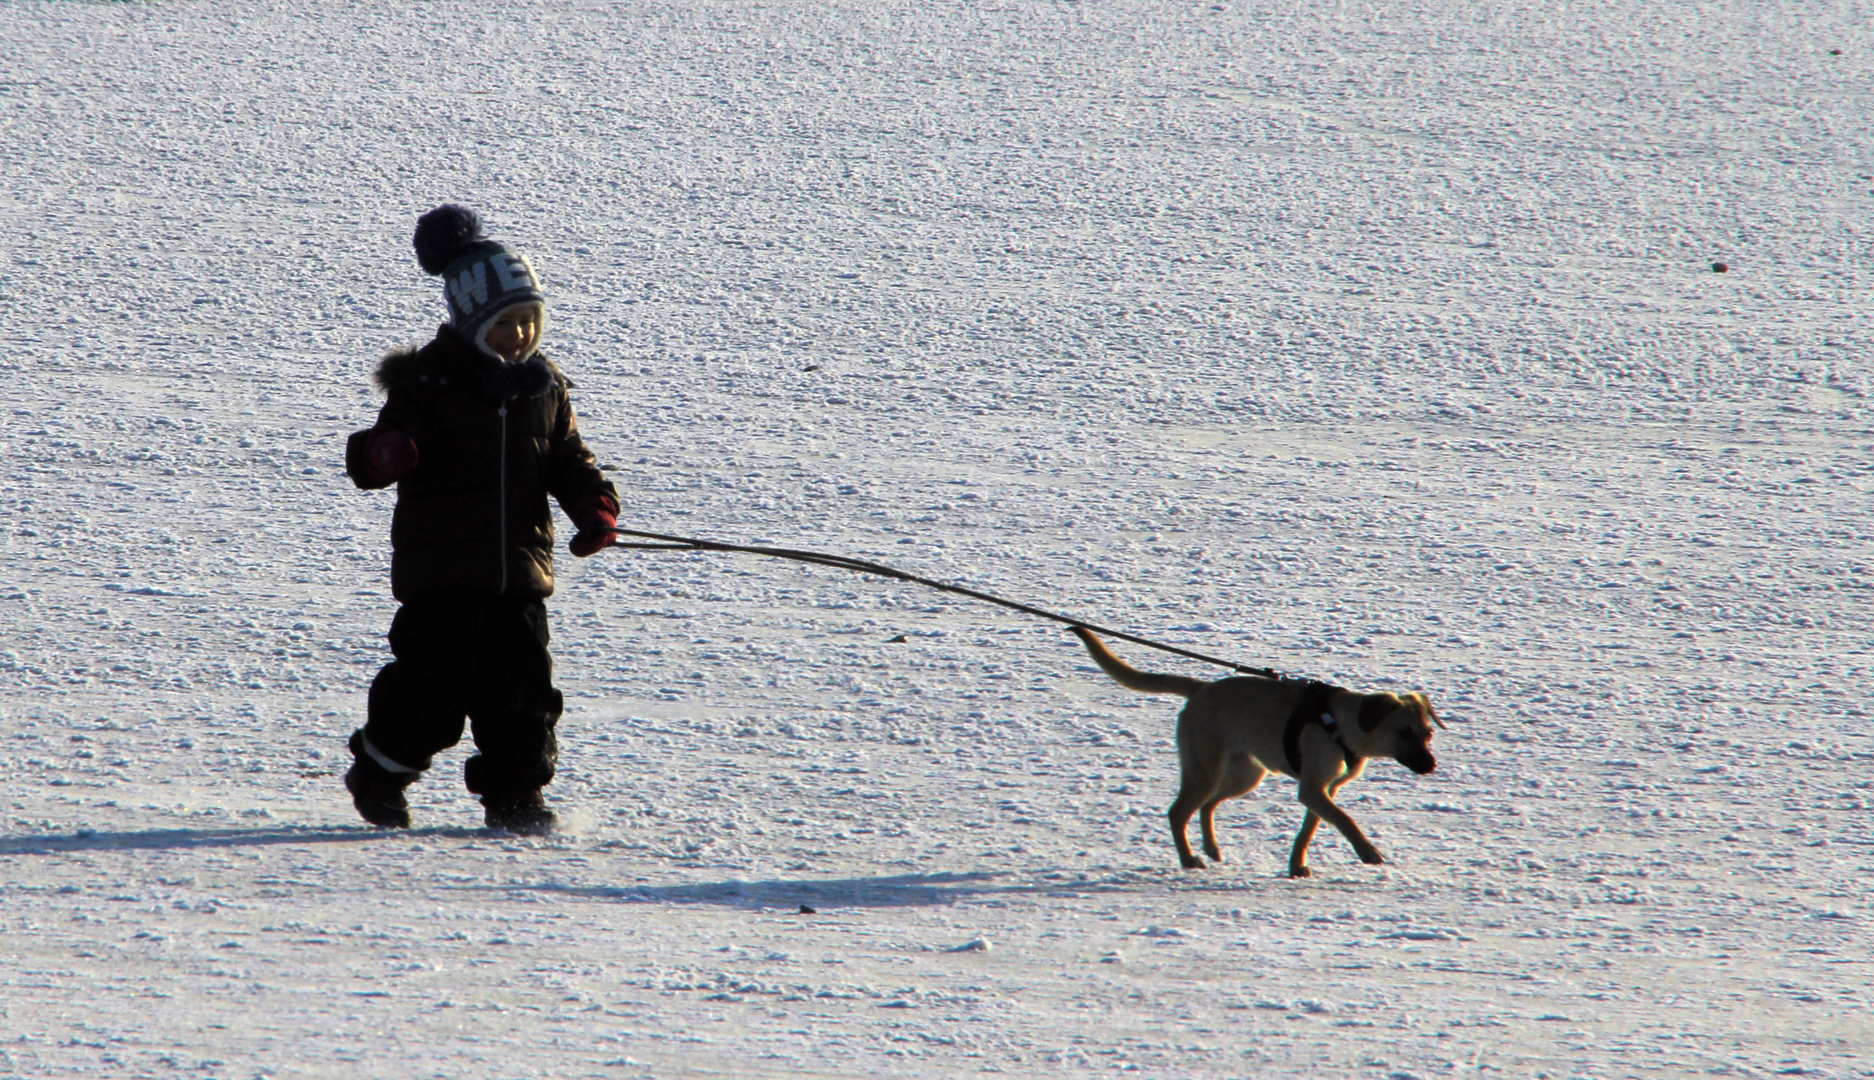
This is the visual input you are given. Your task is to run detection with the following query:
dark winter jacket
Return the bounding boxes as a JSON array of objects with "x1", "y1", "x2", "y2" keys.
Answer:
[{"x1": 346, "y1": 326, "x2": 617, "y2": 600}]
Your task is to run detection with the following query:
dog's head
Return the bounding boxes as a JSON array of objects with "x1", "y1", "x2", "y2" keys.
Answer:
[{"x1": 1357, "y1": 691, "x2": 1444, "y2": 775}]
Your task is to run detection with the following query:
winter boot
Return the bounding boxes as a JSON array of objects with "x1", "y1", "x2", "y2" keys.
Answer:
[
  {"x1": 345, "y1": 730, "x2": 420, "y2": 829},
  {"x1": 482, "y1": 790, "x2": 556, "y2": 836}
]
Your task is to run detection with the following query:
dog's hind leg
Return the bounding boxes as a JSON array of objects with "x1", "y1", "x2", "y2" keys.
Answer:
[
  {"x1": 1168, "y1": 786, "x2": 1212, "y2": 869},
  {"x1": 1168, "y1": 741, "x2": 1225, "y2": 869},
  {"x1": 1199, "y1": 753, "x2": 1265, "y2": 863}
]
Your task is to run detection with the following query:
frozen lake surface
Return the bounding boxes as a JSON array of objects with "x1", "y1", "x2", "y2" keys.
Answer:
[{"x1": 2, "y1": 1, "x2": 1870, "y2": 1076}]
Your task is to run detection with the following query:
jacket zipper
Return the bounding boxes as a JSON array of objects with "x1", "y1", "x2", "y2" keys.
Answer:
[{"x1": 497, "y1": 403, "x2": 509, "y2": 593}]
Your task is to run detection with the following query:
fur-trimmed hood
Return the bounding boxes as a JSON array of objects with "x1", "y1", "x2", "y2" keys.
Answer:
[
  {"x1": 373, "y1": 327, "x2": 568, "y2": 401},
  {"x1": 372, "y1": 345, "x2": 424, "y2": 393}
]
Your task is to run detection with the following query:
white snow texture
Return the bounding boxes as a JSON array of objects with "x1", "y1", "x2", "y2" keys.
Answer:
[{"x1": 2, "y1": 1, "x2": 1870, "y2": 1078}]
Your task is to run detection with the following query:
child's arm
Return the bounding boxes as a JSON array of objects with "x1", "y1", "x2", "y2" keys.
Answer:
[
  {"x1": 345, "y1": 424, "x2": 418, "y2": 489},
  {"x1": 543, "y1": 389, "x2": 620, "y2": 552},
  {"x1": 345, "y1": 385, "x2": 425, "y2": 490}
]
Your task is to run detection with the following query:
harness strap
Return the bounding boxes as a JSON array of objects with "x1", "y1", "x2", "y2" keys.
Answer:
[{"x1": 1282, "y1": 680, "x2": 1361, "y2": 774}]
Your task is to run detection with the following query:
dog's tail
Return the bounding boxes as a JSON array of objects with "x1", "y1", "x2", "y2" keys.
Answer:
[{"x1": 1069, "y1": 626, "x2": 1207, "y2": 698}]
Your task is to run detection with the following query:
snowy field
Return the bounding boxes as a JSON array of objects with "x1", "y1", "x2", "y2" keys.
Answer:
[{"x1": 3, "y1": 0, "x2": 1872, "y2": 1076}]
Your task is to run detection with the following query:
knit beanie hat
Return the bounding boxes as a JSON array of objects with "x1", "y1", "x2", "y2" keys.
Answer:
[{"x1": 413, "y1": 205, "x2": 546, "y2": 359}]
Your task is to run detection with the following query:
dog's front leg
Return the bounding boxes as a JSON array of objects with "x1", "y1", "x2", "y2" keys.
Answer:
[
  {"x1": 1297, "y1": 784, "x2": 1384, "y2": 869},
  {"x1": 1287, "y1": 810, "x2": 1323, "y2": 877}
]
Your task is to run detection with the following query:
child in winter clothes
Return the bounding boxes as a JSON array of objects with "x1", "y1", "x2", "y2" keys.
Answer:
[{"x1": 343, "y1": 205, "x2": 619, "y2": 834}]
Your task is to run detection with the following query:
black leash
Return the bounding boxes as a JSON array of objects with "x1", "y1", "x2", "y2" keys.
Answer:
[{"x1": 605, "y1": 527, "x2": 1285, "y2": 679}]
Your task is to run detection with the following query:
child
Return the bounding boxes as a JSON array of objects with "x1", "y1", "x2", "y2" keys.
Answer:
[{"x1": 342, "y1": 205, "x2": 619, "y2": 834}]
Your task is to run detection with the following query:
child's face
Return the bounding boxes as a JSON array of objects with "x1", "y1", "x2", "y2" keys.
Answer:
[{"x1": 482, "y1": 304, "x2": 543, "y2": 361}]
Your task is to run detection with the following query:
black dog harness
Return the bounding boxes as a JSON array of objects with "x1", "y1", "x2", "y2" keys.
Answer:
[{"x1": 1282, "y1": 680, "x2": 1362, "y2": 775}]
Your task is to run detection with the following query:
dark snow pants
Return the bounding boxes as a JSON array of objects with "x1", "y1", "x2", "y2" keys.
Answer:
[{"x1": 361, "y1": 595, "x2": 561, "y2": 799}]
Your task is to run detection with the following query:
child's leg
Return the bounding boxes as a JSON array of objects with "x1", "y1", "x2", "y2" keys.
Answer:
[
  {"x1": 347, "y1": 597, "x2": 479, "y2": 825},
  {"x1": 363, "y1": 598, "x2": 481, "y2": 767},
  {"x1": 462, "y1": 597, "x2": 562, "y2": 829}
]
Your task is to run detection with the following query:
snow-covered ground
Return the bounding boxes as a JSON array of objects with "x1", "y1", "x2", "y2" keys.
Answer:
[{"x1": 3, "y1": 1, "x2": 1871, "y2": 1076}]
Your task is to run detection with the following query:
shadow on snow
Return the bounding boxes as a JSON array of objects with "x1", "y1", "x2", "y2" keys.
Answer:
[
  {"x1": 454, "y1": 865, "x2": 1299, "y2": 909},
  {"x1": 0, "y1": 824, "x2": 484, "y2": 854},
  {"x1": 479, "y1": 871, "x2": 1010, "y2": 909}
]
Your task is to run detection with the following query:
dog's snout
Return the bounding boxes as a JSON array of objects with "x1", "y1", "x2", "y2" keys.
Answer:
[{"x1": 1401, "y1": 748, "x2": 1437, "y2": 774}]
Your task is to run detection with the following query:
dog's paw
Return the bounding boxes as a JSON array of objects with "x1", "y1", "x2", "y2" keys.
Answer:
[
  {"x1": 1202, "y1": 846, "x2": 1222, "y2": 862},
  {"x1": 1180, "y1": 856, "x2": 1207, "y2": 870},
  {"x1": 1358, "y1": 848, "x2": 1386, "y2": 865},
  {"x1": 1288, "y1": 865, "x2": 1312, "y2": 878}
]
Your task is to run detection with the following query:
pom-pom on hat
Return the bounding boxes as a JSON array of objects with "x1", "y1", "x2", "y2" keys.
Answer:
[
  {"x1": 414, "y1": 204, "x2": 487, "y2": 274},
  {"x1": 413, "y1": 204, "x2": 546, "y2": 359}
]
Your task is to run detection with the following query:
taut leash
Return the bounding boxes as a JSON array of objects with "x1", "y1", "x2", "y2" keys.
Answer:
[{"x1": 604, "y1": 527, "x2": 1286, "y2": 679}]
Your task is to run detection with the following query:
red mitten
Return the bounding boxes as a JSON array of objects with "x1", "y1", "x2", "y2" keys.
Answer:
[
  {"x1": 368, "y1": 428, "x2": 419, "y2": 482},
  {"x1": 568, "y1": 494, "x2": 620, "y2": 557}
]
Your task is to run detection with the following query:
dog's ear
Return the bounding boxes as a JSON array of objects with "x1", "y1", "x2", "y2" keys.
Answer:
[
  {"x1": 1358, "y1": 694, "x2": 1399, "y2": 732},
  {"x1": 1407, "y1": 692, "x2": 1447, "y2": 730}
]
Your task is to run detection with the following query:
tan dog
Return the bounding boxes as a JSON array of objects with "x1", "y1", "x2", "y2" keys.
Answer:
[{"x1": 1070, "y1": 627, "x2": 1445, "y2": 878}]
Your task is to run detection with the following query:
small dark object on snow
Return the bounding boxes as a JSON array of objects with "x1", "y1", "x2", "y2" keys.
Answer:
[
  {"x1": 1830, "y1": 47, "x2": 1844, "y2": 56},
  {"x1": 1712, "y1": 261, "x2": 1729, "y2": 273},
  {"x1": 799, "y1": 904, "x2": 817, "y2": 914},
  {"x1": 886, "y1": 633, "x2": 908, "y2": 643},
  {"x1": 803, "y1": 364, "x2": 822, "y2": 372},
  {"x1": 484, "y1": 791, "x2": 556, "y2": 835}
]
